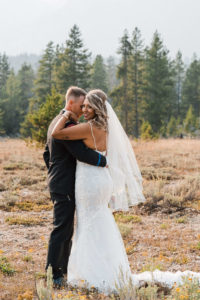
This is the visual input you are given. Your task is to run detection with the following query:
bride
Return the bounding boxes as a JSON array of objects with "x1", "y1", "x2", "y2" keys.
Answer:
[{"x1": 52, "y1": 89, "x2": 200, "y2": 293}]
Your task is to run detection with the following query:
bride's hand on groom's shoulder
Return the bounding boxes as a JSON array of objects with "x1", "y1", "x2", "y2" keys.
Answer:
[{"x1": 64, "y1": 111, "x2": 78, "y2": 123}]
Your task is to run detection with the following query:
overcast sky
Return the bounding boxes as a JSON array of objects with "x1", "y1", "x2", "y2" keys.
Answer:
[{"x1": 0, "y1": 0, "x2": 199, "y2": 60}]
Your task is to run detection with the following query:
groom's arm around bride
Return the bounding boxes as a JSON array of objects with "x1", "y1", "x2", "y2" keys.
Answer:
[{"x1": 43, "y1": 86, "x2": 107, "y2": 285}]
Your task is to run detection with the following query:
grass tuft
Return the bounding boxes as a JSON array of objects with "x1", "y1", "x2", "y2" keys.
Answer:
[
  {"x1": 0, "y1": 256, "x2": 16, "y2": 276},
  {"x1": 115, "y1": 213, "x2": 142, "y2": 224},
  {"x1": 118, "y1": 223, "x2": 132, "y2": 239},
  {"x1": 3, "y1": 162, "x2": 32, "y2": 171},
  {"x1": 176, "y1": 217, "x2": 188, "y2": 224},
  {"x1": 5, "y1": 216, "x2": 45, "y2": 226}
]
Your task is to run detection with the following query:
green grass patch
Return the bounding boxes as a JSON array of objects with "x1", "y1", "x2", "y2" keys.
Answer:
[
  {"x1": 18, "y1": 176, "x2": 39, "y2": 186},
  {"x1": 118, "y1": 222, "x2": 132, "y2": 238},
  {"x1": 15, "y1": 201, "x2": 52, "y2": 212},
  {"x1": 176, "y1": 217, "x2": 187, "y2": 224},
  {"x1": 0, "y1": 256, "x2": 15, "y2": 276},
  {"x1": 196, "y1": 242, "x2": 200, "y2": 250},
  {"x1": 141, "y1": 258, "x2": 164, "y2": 272},
  {"x1": 5, "y1": 216, "x2": 45, "y2": 226},
  {"x1": 22, "y1": 255, "x2": 33, "y2": 262},
  {"x1": 115, "y1": 213, "x2": 142, "y2": 224},
  {"x1": 160, "y1": 223, "x2": 169, "y2": 229},
  {"x1": 3, "y1": 162, "x2": 32, "y2": 171}
]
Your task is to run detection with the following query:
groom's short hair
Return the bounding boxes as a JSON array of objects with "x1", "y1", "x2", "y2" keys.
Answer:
[{"x1": 66, "y1": 86, "x2": 87, "y2": 101}]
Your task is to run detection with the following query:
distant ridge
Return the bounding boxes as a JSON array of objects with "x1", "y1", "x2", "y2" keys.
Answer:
[{"x1": 8, "y1": 53, "x2": 41, "y2": 73}]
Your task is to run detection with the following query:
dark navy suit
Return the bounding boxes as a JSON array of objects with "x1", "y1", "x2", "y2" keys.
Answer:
[{"x1": 43, "y1": 111, "x2": 106, "y2": 279}]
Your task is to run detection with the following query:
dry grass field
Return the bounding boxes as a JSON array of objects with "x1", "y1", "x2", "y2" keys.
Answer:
[{"x1": 0, "y1": 138, "x2": 200, "y2": 299}]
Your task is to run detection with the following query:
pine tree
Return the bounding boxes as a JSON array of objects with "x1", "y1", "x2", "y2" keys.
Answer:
[
  {"x1": 109, "y1": 86, "x2": 124, "y2": 122},
  {"x1": 0, "y1": 53, "x2": 10, "y2": 99},
  {"x1": 21, "y1": 43, "x2": 55, "y2": 136},
  {"x1": 90, "y1": 55, "x2": 108, "y2": 92},
  {"x1": 195, "y1": 117, "x2": 200, "y2": 135},
  {"x1": 167, "y1": 116, "x2": 178, "y2": 137},
  {"x1": 55, "y1": 25, "x2": 91, "y2": 93},
  {"x1": 29, "y1": 89, "x2": 64, "y2": 143},
  {"x1": 140, "y1": 120, "x2": 155, "y2": 140},
  {"x1": 0, "y1": 108, "x2": 4, "y2": 134},
  {"x1": 20, "y1": 103, "x2": 35, "y2": 138},
  {"x1": 173, "y1": 51, "x2": 185, "y2": 118},
  {"x1": 143, "y1": 31, "x2": 174, "y2": 133},
  {"x1": 0, "y1": 55, "x2": 30, "y2": 135},
  {"x1": 182, "y1": 56, "x2": 200, "y2": 118},
  {"x1": 0, "y1": 54, "x2": 10, "y2": 133},
  {"x1": 34, "y1": 41, "x2": 55, "y2": 105},
  {"x1": 116, "y1": 29, "x2": 132, "y2": 132},
  {"x1": 17, "y1": 63, "x2": 35, "y2": 125},
  {"x1": 184, "y1": 105, "x2": 196, "y2": 135},
  {"x1": 128, "y1": 27, "x2": 144, "y2": 138},
  {"x1": 54, "y1": 44, "x2": 63, "y2": 69},
  {"x1": 106, "y1": 56, "x2": 118, "y2": 92},
  {"x1": 2, "y1": 70, "x2": 20, "y2": 135}
]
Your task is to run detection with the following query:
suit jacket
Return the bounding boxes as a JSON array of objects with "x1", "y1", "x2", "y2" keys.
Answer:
[{"x1": 43, "y1": 111, "x2": 107, "y2": 198}]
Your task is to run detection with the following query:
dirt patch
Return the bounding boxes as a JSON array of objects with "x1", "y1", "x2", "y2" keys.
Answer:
[{"x1": 0, "y1": 138, "x2": 200, "y2": 299}]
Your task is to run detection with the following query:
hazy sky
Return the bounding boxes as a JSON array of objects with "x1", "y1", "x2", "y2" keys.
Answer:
[{"x1": 0, "y1": 0, "x2": 199, "y2": 59}]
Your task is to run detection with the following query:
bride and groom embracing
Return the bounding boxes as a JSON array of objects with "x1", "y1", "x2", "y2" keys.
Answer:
[{"x1": 43, "y1": 86, "x2": 200, "y2": 293}]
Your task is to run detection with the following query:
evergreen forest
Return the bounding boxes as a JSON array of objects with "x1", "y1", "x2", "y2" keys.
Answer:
[{"x1": 1, "y1": 25, "x2": 200, "y2": 143}]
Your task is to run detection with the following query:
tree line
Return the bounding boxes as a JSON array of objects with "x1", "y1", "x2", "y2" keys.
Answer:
[{"x1": 0, "y1": 24, "x2": 200, "y2": 142}]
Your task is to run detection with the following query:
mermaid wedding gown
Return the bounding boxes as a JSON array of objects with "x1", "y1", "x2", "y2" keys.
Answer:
[
  {"x1": 67, "y1": 156, "x2": 200, "y2": 293},
  {"x1": 67, "y1": 101, "x2": 200, "y2": 293}
]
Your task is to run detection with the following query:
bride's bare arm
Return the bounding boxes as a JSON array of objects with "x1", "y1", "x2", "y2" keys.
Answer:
[{"x1": 52, "y1": 113, "x2": 89, "y2": 140}]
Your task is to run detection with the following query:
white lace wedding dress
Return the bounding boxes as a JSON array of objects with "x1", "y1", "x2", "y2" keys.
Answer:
[
  {"x1": 67, "y1": 156, "x2": 200, "y2": 293},
  {"x1": 67, "y1": 102, "x2": 200, "y2": 293}
]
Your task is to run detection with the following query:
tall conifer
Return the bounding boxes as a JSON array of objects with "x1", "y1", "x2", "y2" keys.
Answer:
[
  {"x1": 34, "y1": 41, "x2": 55, "y2": 105},
  {"x1": 143, "y1": 31, "x2": 174, "y2": 132},
  {"x1": 182, "y1": 56, "x2": 200, "y2": 118},
  {"x1": 55, "y1": 25, "x2": 91, "y2": 93},
  {"x1": 91, "y1": 55, "x2": 108, "y2": 92},
  {"x1": 173, "y1": 51, "x2": 185, "y2": 118},
  {"x1": 128, "y1": 27, "x2": 144, "y2": 137},
  {"x1": 116, "y1": 29, "x2": 132, "y2": 132}
]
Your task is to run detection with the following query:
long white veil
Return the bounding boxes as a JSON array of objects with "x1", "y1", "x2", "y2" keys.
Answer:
[{"x1": 106, "y1": 101, "x2": 146, "y2": 211}]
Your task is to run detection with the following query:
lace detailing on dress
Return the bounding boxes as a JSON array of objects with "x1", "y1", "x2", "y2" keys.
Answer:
[
  {"x1": 68, "y1": 159, "x2": 132, "y2": 292},
  {"x1": 67, "y1": 159, "x2": 200, "y2": 294}
]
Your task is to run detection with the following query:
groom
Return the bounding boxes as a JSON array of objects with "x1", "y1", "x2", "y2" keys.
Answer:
[{"x1": 43, "y1": 86, "x2": 107, "y2": 287}]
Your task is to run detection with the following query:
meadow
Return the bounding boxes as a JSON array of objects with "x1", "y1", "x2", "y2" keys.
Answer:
[{"x1": 0, "y1": 138, "x2": 200, "y2": 300}]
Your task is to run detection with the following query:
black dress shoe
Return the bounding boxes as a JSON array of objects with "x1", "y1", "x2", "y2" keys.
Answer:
[{"x1": 53, "y1": 277, "x2": 64, "y2": 289}]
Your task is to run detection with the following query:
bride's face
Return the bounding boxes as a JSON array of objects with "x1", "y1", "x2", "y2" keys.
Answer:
[{"x1": 82, "y1": 98, "x2": 95, "y2": 121}]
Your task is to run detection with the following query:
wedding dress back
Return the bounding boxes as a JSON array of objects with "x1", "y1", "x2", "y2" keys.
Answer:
[
  {"x1": 67, "y1": 106, "x2": 200, "y2": 293},
  {"x1": 68, "y1": 122, "x2": 132, "y2": 292}
]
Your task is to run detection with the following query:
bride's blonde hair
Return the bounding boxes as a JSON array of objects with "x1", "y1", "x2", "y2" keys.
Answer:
[{"x1": 86, "y1": 89, "x2": 108, "y2": 131}]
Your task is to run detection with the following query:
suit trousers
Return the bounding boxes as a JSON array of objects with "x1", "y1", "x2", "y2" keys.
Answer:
[{"x1": 46, "y1": 192, "x2": 75, "y2": 279}]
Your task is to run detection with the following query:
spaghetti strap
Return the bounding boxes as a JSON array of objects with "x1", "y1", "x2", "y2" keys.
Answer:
[
  {"x1": 105, "y1": 132, "x2": 108, "y2": 156},
  {"x1": 89, "y1": 122, "x2": 98, "y2": 151}
]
